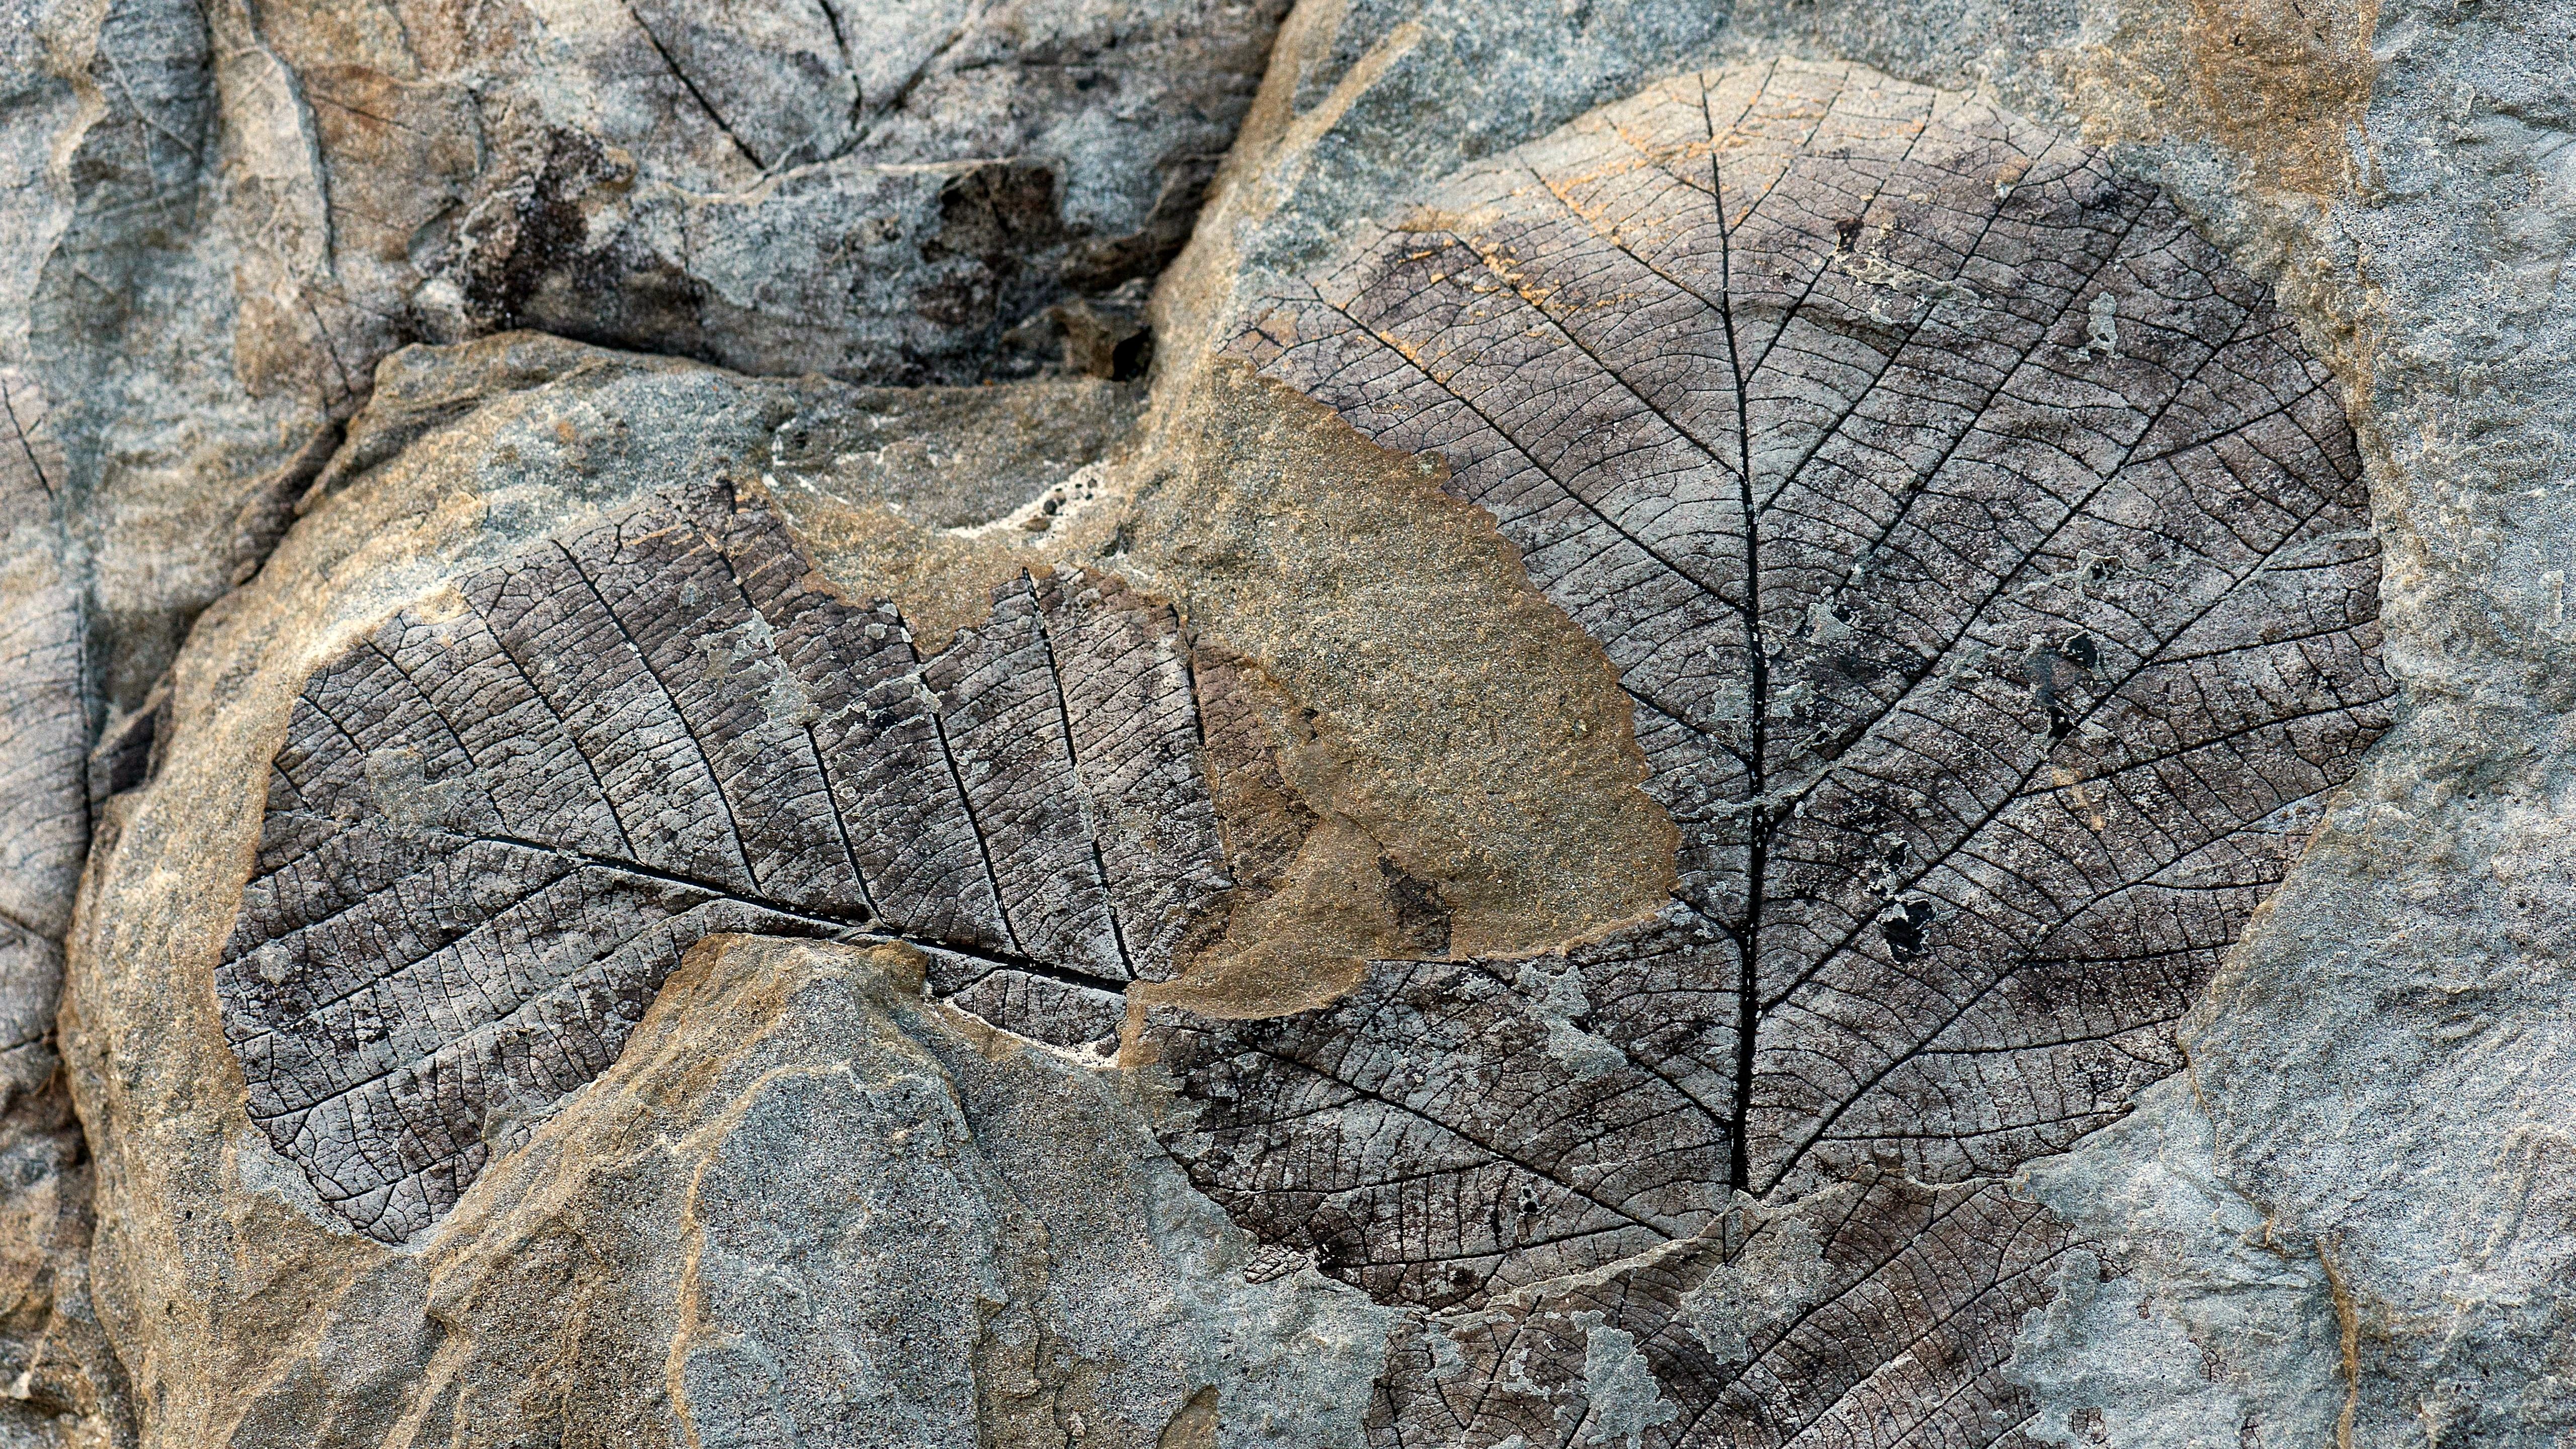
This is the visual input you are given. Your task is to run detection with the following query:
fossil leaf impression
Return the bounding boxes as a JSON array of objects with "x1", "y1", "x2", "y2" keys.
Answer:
[
  {"x1": 220, "y1": 482, "x2": 1227, "y2": 1243},
  {"x1": 1158, "y1": 59, "x2": 2393, "y2": 1443}
]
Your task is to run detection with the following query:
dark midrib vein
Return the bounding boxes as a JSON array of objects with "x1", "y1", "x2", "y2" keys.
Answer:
[
  {"x1": 1680, "y1": 165, "x2": 2168, "y2": 831},
  {"x1": 235, "y1": 825, "x2": 1135, "y2": 1077},
  {"x1": 279, "y1": 845, "x2": 1150, "y2": 1231},
  {"x1": 461, "y1": 830, "x2": 1131, "y2": 996},
  {"x1": 237, "y1": 597, "x2": 1155, "y2": 1061},
  {"x1": 1706, "y1": 76, "x2": 1769, "y2": 1201},
  {"x1": 813, "y1": 0, "x2": 863, "y2": 140}
]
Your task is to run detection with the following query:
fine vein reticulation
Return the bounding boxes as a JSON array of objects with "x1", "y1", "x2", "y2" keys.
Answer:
[
  {"x1": 1161, "y1": 59, "x2": 2393, "y2": 1445},
  {"x1": 219, "y1": 480, "x2": 1227, "y2": 1243}
]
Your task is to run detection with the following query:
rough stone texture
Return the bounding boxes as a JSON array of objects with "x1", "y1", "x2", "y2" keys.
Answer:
[
  {"x1": 0, "y1": 0, "x2": 1291, "y2": 1010},
  {"x1": 1702, "y1": 0, "x2": 2576, "y2": 1440},
  {"x1": 1155, "y1": 0, "x2": 2576, "y2": 1439},
  {"x1": 2, "y1": 0, "x2": 1298, "y2": 873},
  {"x1": 199, "y1": 929, "x2": 1393, "y2": 1448},
  {"x1": 19, "y1": 0, "x2": 2576, "y2": 1443},
  {"x1": 62, "y1": 328, "x2": 1674, "y2": 1445},
  {"x1": 765, "y1": 355, "x2": 1680, "y2": 972},
  {"x1": 2006, "y1": 1074, "x2": 2348, "y2": 1449},
  {"x1": 0, "y1": 0, "x2": 1292, "y2": 1437},
  {"x1": 348, "y1": 0, "x2": 1293, "y2": 385}
]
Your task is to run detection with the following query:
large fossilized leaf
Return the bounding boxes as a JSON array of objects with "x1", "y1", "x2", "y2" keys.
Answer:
[
  {"x1": 1158, "y1": 58, "x2": 2393, "y2": 1443},
  {"x1": 220, "y1": 481, "x2": 1226, "y2": 1242}
]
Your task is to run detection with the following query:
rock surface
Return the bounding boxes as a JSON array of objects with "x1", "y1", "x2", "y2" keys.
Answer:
[
  {"x1": 2, "y1": 0, "x2": 1297, "y2": 1015},
  {"x1": 7, "y1": 0, "x2": 2576, "y2": 1445},
  {"x1": 204, "y1": 930, "x2": 1392, "y2": 1449},
  {"x1": 1, "y1": 1, "x2": 1291, "y2": 1437},
  {"x1": 61, "y1": 327, "x2": 1667, "y2": 1444}
]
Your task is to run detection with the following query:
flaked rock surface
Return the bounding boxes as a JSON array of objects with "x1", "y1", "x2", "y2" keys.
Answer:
[
  {"x1": 61, "y1": 326, "x2": 1676, "y2": 1443},
  {"x1": 0, "y1": 2, "x2": 1299, "y2": 1430}
]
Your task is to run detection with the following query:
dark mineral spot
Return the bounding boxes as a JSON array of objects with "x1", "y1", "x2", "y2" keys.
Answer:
[{"x1": 1881, "y1": 897, "x2": 1940, "y2": 962}]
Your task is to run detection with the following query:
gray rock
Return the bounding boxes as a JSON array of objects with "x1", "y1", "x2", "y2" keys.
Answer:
[
  {"x1": 1726, "y1": 0, "x2": 2576, "y2": 1434},
  {"x1": 12, "y1": 0, "x2": 2576, "y2": 1438},
  {"x1": 63, "y1": 323, "x2": 1667, "y2": 1446},
  {"x1": 0, "y1": 2, "x2": 1293, "y2": 1436},
  {"x1": 267, "y1": 0, "x2": 1294, "y2": 386},
  {"x1": 2009, "y1": 1076, "x2": 2349, "y2": 1449},
  {"x1": 212, "y1": 933, "x2": 1393, "y2": 1448},
  {"x1": 1, "y1": 0, "x2": 1297, "y2": 769}
]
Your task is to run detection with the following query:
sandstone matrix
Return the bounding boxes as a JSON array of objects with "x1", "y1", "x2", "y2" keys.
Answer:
[{"x1": 0, "y1": 0, "x2": 2567, "y2": 1444}]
